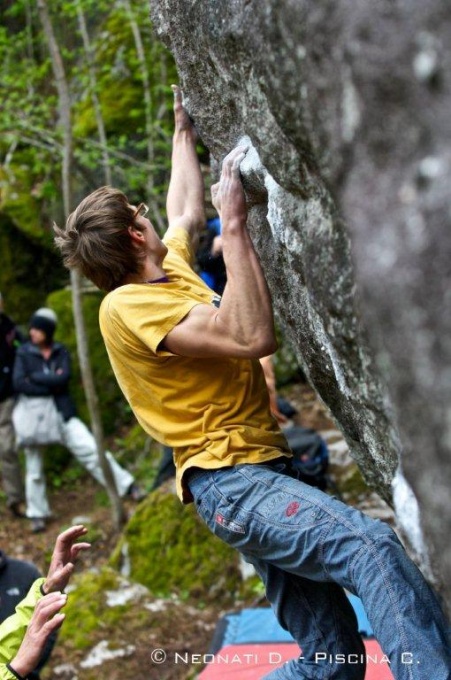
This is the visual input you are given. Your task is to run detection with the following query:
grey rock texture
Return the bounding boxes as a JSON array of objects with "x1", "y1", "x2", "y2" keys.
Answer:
[{"x1": 150, "y1": 1, "x2": 451, "y2": 598}]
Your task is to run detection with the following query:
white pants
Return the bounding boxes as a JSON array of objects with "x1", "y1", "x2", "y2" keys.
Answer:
[{"x1": 24, "y1": 416, "x2": 134, "y2": 518}]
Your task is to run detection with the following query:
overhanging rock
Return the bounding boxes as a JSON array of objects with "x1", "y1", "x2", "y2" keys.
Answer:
[{"x1": 150, "y1": 0, "x2": 451, "y2": 601}]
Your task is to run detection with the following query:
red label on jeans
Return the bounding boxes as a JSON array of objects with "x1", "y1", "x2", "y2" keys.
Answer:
[{"x1": 286, "y1": 501, "x2": 300, "y2": 517}]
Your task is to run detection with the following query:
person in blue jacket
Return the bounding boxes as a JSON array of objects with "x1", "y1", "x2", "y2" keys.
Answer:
[{"x1": 196, "y1": 216, "x2": 227, "y2": 295}]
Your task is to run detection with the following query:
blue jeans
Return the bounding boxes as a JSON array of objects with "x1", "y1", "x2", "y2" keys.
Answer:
[{"x1": 187, "y1": 462, "x2": 451, "y2": 680}]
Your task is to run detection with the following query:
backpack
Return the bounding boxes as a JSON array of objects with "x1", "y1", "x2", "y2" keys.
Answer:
[
  {"x1": 284, "y1": 426, "x2": 330, "y2": 491},
  {"x1": 276, "y1": 396, "x2": 298, "y2": 419}
]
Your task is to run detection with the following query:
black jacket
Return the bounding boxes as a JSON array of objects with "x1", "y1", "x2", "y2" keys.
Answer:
[
  {"x1": 0, "y1": 550, "x2": 41, "y2": 621},
  {"x1": 0, "y1": 313, "x2": 22, "y2": 402},
  {"x1": 0, "y1": 550, "x2": 56, "y2": 677},
  {"x1": 13, "y1": 341, "x2": 77, "y2": 421}
]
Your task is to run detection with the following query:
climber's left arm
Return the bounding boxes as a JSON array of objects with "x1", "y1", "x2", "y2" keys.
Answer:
[{"x1": 166, "y1": 85, "x2": 205, "y2": 251}]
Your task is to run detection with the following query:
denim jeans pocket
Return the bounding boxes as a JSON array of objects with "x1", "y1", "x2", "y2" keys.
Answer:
[
  {"x1": 253, "y1": 490, "x2": 330, "y2": 531},
  {"x1": 236, "y1": 466, "x2": 331, "y2": 531}
]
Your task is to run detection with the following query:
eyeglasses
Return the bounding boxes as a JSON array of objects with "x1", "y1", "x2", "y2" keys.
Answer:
[{"x1": 133, "y1": 203, "x2": 149, "y2": 220}]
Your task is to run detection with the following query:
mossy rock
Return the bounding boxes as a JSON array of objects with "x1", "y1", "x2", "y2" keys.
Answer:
[
  {"x1": 58, "y1": 568, "x2": 150, "y2": 652},
  {"x1": 51, "y1": 566, "x2": 236, "y2": 679},
  {"x1": 335, "y1": 464, "x2": 370, "y2": 503},
  {"x1": 110, "y1": 490, "x2": 250, "y2": 606}
]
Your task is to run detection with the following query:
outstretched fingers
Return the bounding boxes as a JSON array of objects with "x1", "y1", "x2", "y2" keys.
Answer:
[
  {"x1": 70, "y1": 542, "x2": 91, "y2": 561},
  {"x1": 45, "y1": 525, "x2": 90, "y2": 593},
  {"x1": 55, "y1": 525, "x2": 88, "y2": 550},
  {"x1": 221, "y1": 145, "x2": 249, "y2": 178},
  {"x1": 54, "y1": 525, "x2": 90, "y2": 557},
  {"x1": 34, "y1": 592, "x2": 67, "y2": 628},
  {"x1": 50, "y1": 525, "x2": 90, "y2": 567}
]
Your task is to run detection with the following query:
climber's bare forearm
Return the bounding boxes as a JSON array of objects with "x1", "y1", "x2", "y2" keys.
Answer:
[
  {"x1": 164, "y1": 146, "x2": 276, "y2": 359},
  {"x1": 219, "y1": 226, "x2": 276, "y2": 354},
  {"x1": 216, "y1": 145, "x2": 276, "y2": 352},
  {"x1": 166, "y1": 86, "x2": 205, "y2": 246}
]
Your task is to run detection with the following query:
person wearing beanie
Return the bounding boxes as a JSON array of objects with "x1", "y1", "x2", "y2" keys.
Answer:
[
  {"x1": 28, "y1": 308, "x2": 57, "y2": 344},
  {"x1": 12, "y1": 307, "x2": 145, "y2": 533}
]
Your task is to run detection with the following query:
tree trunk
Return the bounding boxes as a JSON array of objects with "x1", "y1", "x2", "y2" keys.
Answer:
[
  {"x1": 36, "y1": 0, "x2": 125, "y2": 529},
  {"x1": 75, "y1": 1, "x2": 112, "y2": 186}
]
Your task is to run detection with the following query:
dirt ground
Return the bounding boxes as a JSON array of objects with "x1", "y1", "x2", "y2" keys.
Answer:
[{"x1": 0, "y1": 383, "x2": 394, "y2": 680}]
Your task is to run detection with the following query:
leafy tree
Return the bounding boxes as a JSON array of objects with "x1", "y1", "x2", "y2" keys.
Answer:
[
  {"x1": 37, "y1": 0, "x2": 126, "y2": 527},
  {"x1": 0, "y1": 0, "x2": 178, "y2": 519},
  {"x1": 0, "y1": 0, "x2": 177, "y2": 247},
  {"x1": 0, "y1": 0, "x2": 177, "y2": 390}
]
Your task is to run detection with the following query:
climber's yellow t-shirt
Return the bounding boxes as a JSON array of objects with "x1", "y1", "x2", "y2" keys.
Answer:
[{"x1": 99, "y1": 225, "x2": 290, "y2": 502}]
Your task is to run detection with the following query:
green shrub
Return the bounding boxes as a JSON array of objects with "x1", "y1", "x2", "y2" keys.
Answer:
[{"x1": 110, "y1": 490, "x2": 250, "y2": 606}]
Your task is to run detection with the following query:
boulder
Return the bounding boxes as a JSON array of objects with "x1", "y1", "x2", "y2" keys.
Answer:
[{"x1": 150, "y1": 0, "x2": 451, "y2": 599}]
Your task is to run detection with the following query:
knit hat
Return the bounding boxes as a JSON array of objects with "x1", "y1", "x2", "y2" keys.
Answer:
[{"x1": 29, "y1": 307, "x2": 58, "y2": 342}]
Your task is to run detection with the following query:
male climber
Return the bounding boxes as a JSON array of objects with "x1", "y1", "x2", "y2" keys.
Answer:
[{"x1": 54, "y1": 86, "x2": 450, "y2": 680}]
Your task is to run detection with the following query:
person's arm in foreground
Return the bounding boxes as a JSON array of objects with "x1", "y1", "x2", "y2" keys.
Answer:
[
  {"x1": 2, "y1": 593, "x2": 67, "y2": 680},
  {"x1": 166, "y1": 85, "x2": 205, "y2": 251},
  {"x1": 0, "y1": 526, "x2": 90, "y2": 678},
  {"x1": 164, "y1": 145, "x2": 277, "y2": 359}
]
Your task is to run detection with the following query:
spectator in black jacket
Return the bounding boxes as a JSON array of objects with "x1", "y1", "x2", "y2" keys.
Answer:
[
  {"x1": 0, "y1": 525, "x2": 89, "y2": 680},
  {"x1": 0, "y1": 549, "x2": 55, "y2": 679},
  {"x1": 13, "y1": 308, "x2": 144, "y2": 533},
  {"x1": 0, "y1": 293, "x2": 25, "y2": 518}
]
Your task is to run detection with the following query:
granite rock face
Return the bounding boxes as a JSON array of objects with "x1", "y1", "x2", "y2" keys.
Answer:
[{"x1": 150, "y1": 1, "x2": 451, "y2": 597}]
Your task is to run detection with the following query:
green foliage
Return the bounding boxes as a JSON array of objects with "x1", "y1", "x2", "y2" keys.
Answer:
[
  {"x1": 0, "y1": 216, "x2": 66, "y2": 321},
  {"x1": 110, "y1": 491, "x2": 250, "y2": 606},
  {"x1": 112, "y1": 424, "x2": 163, "y2": 490},
  {"x1": 0, "y1": 0, "x2": 180, "y2": 454},
  {"x1": 0, "y1": 158, "x2": 47, "y2": 239},
  {"x1": 0, "y1": 0, "x2": 177, "y2": 321}
]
